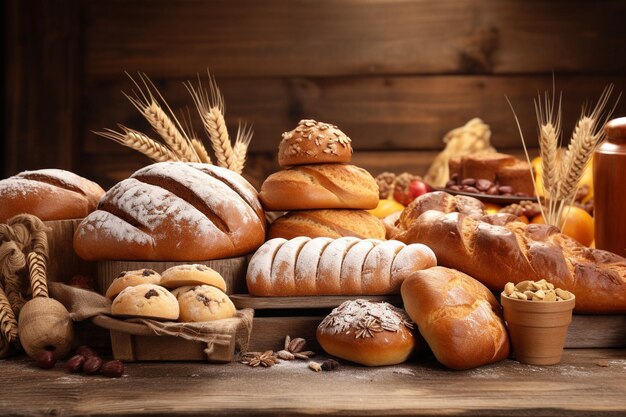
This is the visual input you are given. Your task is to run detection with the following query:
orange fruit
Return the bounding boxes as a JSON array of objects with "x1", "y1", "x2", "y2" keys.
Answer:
[
  {"x1": 531, "y1": 156, "x2": 543, "y2": 176},
  {"x1": 368, "y1": 198, "x2": 405, "y2": 219},
  {"x1": 483, "y1": 203, "x2": 502, "y2": 215},
  {"x1": 517, "y1": 215, "x2": 529, "y2": 224},
  {"x1": 531, "y1": 205, "x2": 594, "y2": 246}
]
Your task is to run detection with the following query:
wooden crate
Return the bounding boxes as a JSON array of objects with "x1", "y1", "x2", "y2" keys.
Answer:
[{"x1": 44, "y1": 219, "x2": 96, "y2": 285}]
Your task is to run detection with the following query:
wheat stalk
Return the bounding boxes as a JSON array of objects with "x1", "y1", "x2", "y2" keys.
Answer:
[
  {"x1": 94, "y1": 125, "x2": 180, "y2": 162},
  {"x1": 231, "y1": 122, "x2": 254, "y2": 174},
  {"x1": 185, "y1": 72, "x2": 236, "y2": 169},
  {"x1": 180, "y1": 107, "x2": 212, "y2": 164},
  {"x1": 124, "y1": 73, "x2": 199, "y2": 162}
]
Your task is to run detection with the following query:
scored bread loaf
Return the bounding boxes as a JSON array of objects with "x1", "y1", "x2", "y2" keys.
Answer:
[
  {"x1": 259, "y1": 164, "x2": 378, "y2": 211},
  {"x1": 73, "y1": 162, "x2": 266, "y2": 261},
  {"x1": 401, "y1": 266, "x2": 510, "y2": 370},
  {"x1": 393, "y1": 192, "x2": 626, "y2": 313},
  {"x1": 278, "y1": 119, "x2": 353, "y2": 167},
  {"x1": 246, "y1": 236, "x2": 437, "y2": 296},
  {"x1": 0, "y1": 169, "x2": 105, "y2": 223},
  {"x1": 268, "y1": 209, "x2": 386, "y2": 240}
]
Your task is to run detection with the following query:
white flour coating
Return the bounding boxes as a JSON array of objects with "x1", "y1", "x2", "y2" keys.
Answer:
[
  {"x1": 0, "y1": 178, "x2": 51, "y2": 198},
  {"x1": 392, "y1": 244, "x2": 436, "y2": 275},
  {"x1": 318, "y1": 299, "x2": 413, "y2": 335},
  {"x1": 78, "y1": 210, "x2": 154, "y2": 246},
  {"x1": 270, "y1": 236, "x2": 310, "y2": 293},
  {"x1": 19, "y1": 168, "x2": 93, "y2": 192},
  {"x1": 132, "y1": 162, "x2": 259, "y2": 232},
  {"x1": 295, "y1": 237, "x2": 333, "y2": 294},
  {"x1": 339, "y1": 239, "x2": 379, "y2": 293},
  {"x1": 361, "y1": 240, "x2": 405, "y2": 293},
  {"x1": 246, "y1": 238, "x2": 287, "y2": 287},
  {"x1": 316, "y1": 237, "x2": 360, "y2": 292}
]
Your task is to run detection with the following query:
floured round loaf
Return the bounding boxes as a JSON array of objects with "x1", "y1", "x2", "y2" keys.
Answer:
[
  {"x1": 401, "y1": 266, "x2": 510, "y2": 370},
  {"x1": 317, "y1": 299, "x2": 416, "y2": 366},
  {"x1": 278, "y1": 119, "x2": 353, "y2": 166},
  {"x1": 268, "y1": 209, "x2": 385, "y2": 240},
  {"x1": 0, "y1": 169, "x2": 105, "y2": 223},
  {"x1": 73, "y1": 162, "x2": 266, "y2": 261},
  {"x1": 246, "y1": 236, "x2": 437, "y2": 296},
  {"x1": 259, "y1": 164, "x2": 378, "y2": 211}
]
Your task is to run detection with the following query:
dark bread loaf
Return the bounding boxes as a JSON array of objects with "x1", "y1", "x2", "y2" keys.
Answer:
[
  {"x1": 74, "y1": 162, "x2": 266, "y2": 261},
  {"x1": 401, "y1": 266, "x2": 510, "y2": 370},
  {"x1": 394, "y1": 192, "x2": 626, "y2": 313},
  {"x1": 0, "y1": 169, "x2": 105, "y2": 222}
]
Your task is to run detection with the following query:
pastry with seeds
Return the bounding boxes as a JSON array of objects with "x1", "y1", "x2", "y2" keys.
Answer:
[
  {"x1": 111, "y1": 283, "x2": 179, "y2": 320},
  {"x1": 177, "y1": 285, "x2": 236, "y2": 322},
  {"x1": 278, "y1": 119, "x2": 353, "y2": 167},
  {"x1": 105, "y1": 269, "x2": 162, "y2": 300},
  {"x1": 160, "y1": 264, "x2": 228, "y2": 293}
]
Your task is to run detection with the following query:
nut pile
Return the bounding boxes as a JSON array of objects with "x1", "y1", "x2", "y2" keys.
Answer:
[
  {"x1": 445, "y1": 175, "x2": 530, "y2": 197},
  {"x1": 35, "y1": 344, "x2": 124, "y2": 377},
  {"x1": 502, "y1": 280, "x2": 574, "y2": 302}
]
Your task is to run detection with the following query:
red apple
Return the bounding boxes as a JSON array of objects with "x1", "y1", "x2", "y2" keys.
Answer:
[{"x1": 393, "y1": 178, "x2": 432, "y2": 205}]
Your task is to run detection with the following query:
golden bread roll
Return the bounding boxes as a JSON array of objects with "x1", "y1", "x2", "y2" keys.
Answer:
[
  {"x1": 177, "y1": 285, "x2": 236, "y2": 322},
  {"x1": 111, "y1": 284, "x2": 179, "y2": 320},
  {"x1": 259, "y1": 164, "x2": 378, "y2": 211},
  {"x1": 268, "y1": 209, "x2": 385, "y2": 240},
  {"x1": 401, "y1": 266, "x2": 510, "y2": 370},
  {"x1": 246, "y1": 237, "x2": 436, "y2": 296},
  {"x1": 160, "y1": 264, "x2": 227, "y2": 293},
  {"x1": 73, "y1": 162, "x2": 266, "y2": 261},
  {"x1": 0, "y1": 169, "x2": 104, "y2": 223},
  {"x1": 278, "y1": 119, "x2": 353, "y2": 167},
  {"x1": 105, "y1": 268, "x2": 162, "y2": 300},
  {"x1": 316, "y1": 299, "x2": 416, "y2": 366}
]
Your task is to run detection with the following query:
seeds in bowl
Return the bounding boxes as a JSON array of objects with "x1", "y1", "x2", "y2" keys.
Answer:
[{"x1": 502, "y1": 279, "x2": 573, "y2": 302}]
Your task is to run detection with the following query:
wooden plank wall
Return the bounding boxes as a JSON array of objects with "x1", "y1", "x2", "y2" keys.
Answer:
[{"x1": 5, "y1": 0, "x2": 626, "y2": 189}]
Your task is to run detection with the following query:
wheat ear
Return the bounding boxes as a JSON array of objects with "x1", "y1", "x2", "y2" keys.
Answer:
[
  {"x1": 0, "y1": 286, "x2": 18, "y2": 343},
  {"x1": 180, "y1": 107, "x2": 212, "y2": 164},
  {"x1": 94, "y1": 125, "x2": 180, "y2": 162},
  {"x1": 231, "y1": 122, "x2": 254, "y2": 174},
  {"x1": 124, "y1": 72, "x2": 199, "y2": 162},
  {"x1": 185, "y1": 73, "x2": 235, "y2": 169}
]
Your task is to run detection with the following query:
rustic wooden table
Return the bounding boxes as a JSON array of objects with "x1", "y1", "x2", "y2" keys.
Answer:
[{"x1": 2, "y1": 349, "x2": 626, "y2": 416}]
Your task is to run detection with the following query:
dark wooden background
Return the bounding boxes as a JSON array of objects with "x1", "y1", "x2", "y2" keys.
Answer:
[{"x1": 4, "y1": 0, "x2": 626, "y2": 190}]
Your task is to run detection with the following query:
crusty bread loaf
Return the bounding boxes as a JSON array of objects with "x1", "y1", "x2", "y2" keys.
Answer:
[
  {"x1": 317, "y1": 299, "x2": 416, "y2": 366},
  {"x1": 259, "y1": 164, "x2": 378, "y2": 211},
  {"x1": 268, "y1": 209, "x2": 386, "y2": 240},
  {"x1": 278, "y1": 119, "x2": 353, "y2": 167},
  {"x1": 496, "y1": 160, "x2": 534, "y2": 196},
  {"x1": 401, "y1": 266, "x2": 510, "y2": 370},
  {"x1": 461, "y1": 152, "x2": 516, "y2": 182},
  {"x1": 246, "y1": 237, "x2": 437, "y2": 296},
  {"x1": 394, "y1": 192, "x2": 626, "y2": 313},
  {"x1": 73, "y1": 162, "x2": 266, "y2": 261},
  {"x1": 0, "y1": 169, "x2": 105, "y2": 223},
  {"x1": 177, "y1": 285, "x2": 236, "y2": 322},
  {"x1": 111, "y1": 283, "x2": 179, "y2": 320}
]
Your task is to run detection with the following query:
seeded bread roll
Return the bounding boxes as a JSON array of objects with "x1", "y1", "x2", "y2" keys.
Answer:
[
  {"x1": 316, "y1": 299, "x2": 416, "y2": 366},
  {"x1": 0, "y1": 169, "x2": 105, "y2": 223},
  {"x1": 401, "y1": 267, "x2": 510, "y2": 370},
  {"x1": 259, "y1": 164, "x2": 379, "y2": 211},
  {"x1": 73, "y1": 162, "x2": 266, "y2": 261},
  {"x1": 177, "y1": 285, "x2": 236, "y2": 322},
  {"x1": 111, "y1": 284, "x2": 179, "y2": 320},
  {"x1": 246, "y1": 237, "x2": 437, "y2": 296},
  {"x1": 268, "y1": 209, "x2": 386, "y2": 240},
  {"x1": 278, "y1": 119, "x2": 353, "y2": 167},
  {"x1": 160, "y1": 264, "x2": 227, "y2": 293},
  {"x1": 105, "y1": 269, "x2": 162, "y2": 300}
]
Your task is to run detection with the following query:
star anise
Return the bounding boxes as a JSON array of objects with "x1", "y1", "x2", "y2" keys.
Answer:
[
  {"x1": 281, "y1": 335, "x2": 315, "y2": 360},
  {"x1": 239, "y1": 350, "x2": 278, "y2": 368},
  {"x1": 355, "y1": 316, "x2": 383, "y2": 339}
]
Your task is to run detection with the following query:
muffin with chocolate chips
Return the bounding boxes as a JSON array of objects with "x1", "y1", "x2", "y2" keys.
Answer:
[
  {"x1": 105, "y1": 268, "x2": 162, "y2": 300},
  {"x1": 177, "y1": 285, "x2": 236, "y2": 322},
  {"x1": 160, "y1": 264, "x2": 228, "y2": 293},
  {"x1": 111, "y1": 283, "x2": 179, "y2": 320}
]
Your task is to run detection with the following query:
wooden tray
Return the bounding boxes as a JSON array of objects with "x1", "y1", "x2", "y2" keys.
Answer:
[
  {"x1": 231, "y1": 294, "x2": 402, "y2": 309},
  {"x1": 92, "y1": 309, "x2": 253, "y2": 363},
  {"x1": 97, "y1": 256, "x2": 248, "y2": 296}
]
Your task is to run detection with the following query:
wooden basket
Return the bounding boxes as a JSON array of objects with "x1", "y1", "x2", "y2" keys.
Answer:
[{"x1": 92, "y1": 308, "x2": 254, "y2": 362}]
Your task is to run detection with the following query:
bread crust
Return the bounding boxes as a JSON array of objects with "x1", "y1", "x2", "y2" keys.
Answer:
[
  {"x1": 105, "y1": 269, "x2": 162, "y2": 300},
  {"x1": 278, "y1": 119, "x2": 353, "y2": 167},
  {"x1": 111, "y1": 283, "x2": 179, "y2": 320},
  {"x1": 178, "y1": 285, "x2": 236, "y2": 322},
  {"x1": 160, "y1": 264, "x2": 227, "y2": 293}
]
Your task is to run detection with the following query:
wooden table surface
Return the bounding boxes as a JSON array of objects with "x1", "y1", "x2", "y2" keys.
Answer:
[{"x1": 2, "y1": 349, "x2": 626, "y2": 416}]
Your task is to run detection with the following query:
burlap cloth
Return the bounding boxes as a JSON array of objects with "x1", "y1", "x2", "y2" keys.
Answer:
[{"x1": 49, "y1": 282, "x2": 253, "y2": 357}]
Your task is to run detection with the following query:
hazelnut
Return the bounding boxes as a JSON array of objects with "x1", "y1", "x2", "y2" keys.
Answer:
[
  {"x1": 101, "y1": 360, "x2": 124, "y2": 378},
  {"x1": 476, "y1": 179, "x2": 492, "y2": 191},
  {"x1": 498, "y1": 185, "x2": 513, "y2": 194},
  {"x1": 461, "y1": 178, "x2": 477, "y2": 186},
  {"x1": 76, "y1": 345, "x2": 98, "y2": 359},
  {"x1": 321, "y1": 359, "x2": 340, "y2": 371},
  {"x1": 66, "y1": 354, "x2": 85, "y2": 373},
  {"x1": 83, "y1": 356, "x2": 103, "y2": 375},
  {"x1": 36, "y1": 350, "x2": 57, "y2": 369}
]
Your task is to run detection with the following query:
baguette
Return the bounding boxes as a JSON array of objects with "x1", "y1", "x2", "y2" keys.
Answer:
[
  {"x1": 394, "y1": 192, "x2": 626, "y2": 313},
  {"x1": 246, "y1": 237, "x2": 437, "y2": 296},
  {"x1": 401, "y1": 266, "x2": 510, "y2": 370}
]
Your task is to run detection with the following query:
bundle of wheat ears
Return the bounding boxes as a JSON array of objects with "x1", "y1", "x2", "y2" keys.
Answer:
[
  {"x1": 95, "y1": 72, "x2": 252, "y2": 175},
  {"x1": 509, "y1": 84, "x2": 620, "y2": 229}
]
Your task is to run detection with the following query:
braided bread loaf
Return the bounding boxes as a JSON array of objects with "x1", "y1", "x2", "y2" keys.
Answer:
[
  {"x1": 393, "y1": 192, "x2": 626, "y2": 313},
  {"x1": 74, "y1": 162, "x2": 266, "y2": 261},
  {"x1": 246, "y1": 236, "x2": 436, "y2": 296}
]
